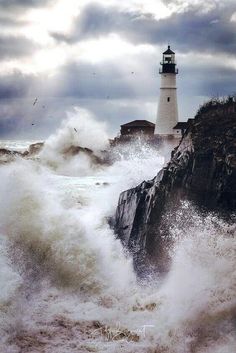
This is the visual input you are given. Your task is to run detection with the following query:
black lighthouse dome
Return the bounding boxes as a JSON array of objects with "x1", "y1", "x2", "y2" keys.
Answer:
[{"x1": 160, "y1": 45, "x2": 178, "y2": 74}]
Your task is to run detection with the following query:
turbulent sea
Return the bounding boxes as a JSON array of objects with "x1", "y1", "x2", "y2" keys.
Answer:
[{"x1": 0, "y1": 113, "x2": 235, "y2": 353}]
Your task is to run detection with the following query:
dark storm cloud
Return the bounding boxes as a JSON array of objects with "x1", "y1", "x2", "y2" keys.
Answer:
[
  {"x1": 180, "y1": 64, "x2": 236, "y2": 97},
  {"x1": 198, "y1": 67, "x2": 236, "y2": 97},
  {"x1": 0, "y1": 15, "x2": 27, "y2": 27},
  {"x1": 51, "y1": 4, "x2": 144, "y2": 44},
  {"x1": 0, "y1": 98, "x2": 67, "y2": 138},
  {"x1": 0, "y1": 55, "x2": 235, "y2": 103},
  {"x1": 0, "y1": 0, "x2": 52, "y2": 8},
  {"x1": 0, "y1": 0, "x2": 42, "y2": 60},
  {"x1": 0, "y1": 105, "x2": 25, "y2": 137},
  {"x1": 53, "y1": 2, "x2": 236, "y2": 55},
  {"x1": 0, "y1": 59, "x2": 153, "y2": 102},
  {"x1": 54, "y1": 61, "x2": 156, "y2": 100},
  {"x1": 0, "y1": 35, "x2": 37, "y2": 60},
  {"x1": 0, "y1": 72, "x2": 33, "y2": 99}
]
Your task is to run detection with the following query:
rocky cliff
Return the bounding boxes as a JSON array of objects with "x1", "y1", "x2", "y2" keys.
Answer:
[{"x1": 115, "y1": 99, "x2": 236, "y2": 274}]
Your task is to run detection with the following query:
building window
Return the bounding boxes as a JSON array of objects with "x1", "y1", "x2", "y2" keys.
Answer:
[{"x1": 167, "y1": 97, "x2": 170, "y2": 102}]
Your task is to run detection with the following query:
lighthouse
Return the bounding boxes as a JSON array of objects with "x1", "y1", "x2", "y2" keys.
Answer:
[{"x1": 155, "y1": 46, "x2": 179, "y2": 137}]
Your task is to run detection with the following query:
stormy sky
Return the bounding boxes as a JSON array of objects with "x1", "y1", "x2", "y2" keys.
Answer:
[{"x1": 0, "y1": 0, "x2": 236, "y2": 139}]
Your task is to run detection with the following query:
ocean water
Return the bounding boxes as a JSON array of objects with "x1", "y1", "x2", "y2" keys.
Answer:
[
  {"x1": 0, "y1": 113, "x2": 235, "y2": 353},
  {"x1": 0, "y1": 140, "x2": 41, "y2": 152}
]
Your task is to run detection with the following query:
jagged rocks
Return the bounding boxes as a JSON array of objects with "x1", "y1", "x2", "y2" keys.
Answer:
[
  {"x1": 115, "y1": 101, "x2": 236, "y2": 274},
  {"x1": 0, "y1": 142, "x2": 43, "y2": 164},
  {"x1": 62, "y1": 145, "x2": 107, "y2": 165},
  {"x1": 28, "y1": 142, "x2": 44, "y2": 155},
  {"x1": 0, "y1": 148, "x2": 26, "y2": 164}
]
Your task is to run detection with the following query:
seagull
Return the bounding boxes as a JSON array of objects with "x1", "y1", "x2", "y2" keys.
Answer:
[
  {"x1": 74, "y1": 128, "x2": 77, "y2": 132},
  {"x1": 33, "y1": 98, "x2": 38, "y2": 106}
]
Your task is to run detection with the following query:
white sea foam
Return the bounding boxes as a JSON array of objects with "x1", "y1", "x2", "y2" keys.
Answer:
[
  {"x1": 0, "y1": 161, "x2": 135, "y2": 294},
  {"x1": 0, "y1": 117, "x2": 235, "y2": 353},
  {"x1": 40, "y1": 108, "x2": 109, "y2": 176}
]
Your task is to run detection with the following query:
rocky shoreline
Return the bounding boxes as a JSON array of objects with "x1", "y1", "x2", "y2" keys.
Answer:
[
  {"x1": 115, "y1": 98, "x2": 236, "y2": 273},
  {"x1": 0, "y1": 142, "x2": 44, "y2": 163},
  {"x1": 0, "y1": 141, "x2": 108, "y2": 166}
]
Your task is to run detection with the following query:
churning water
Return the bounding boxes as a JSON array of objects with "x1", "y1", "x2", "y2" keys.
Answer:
[{"x1": 0, "y1": 112, "x2": 235, "y2": 353}]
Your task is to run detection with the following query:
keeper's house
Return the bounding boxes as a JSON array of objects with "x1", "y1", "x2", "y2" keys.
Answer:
[{"x1": 120, "y1": 120, "x2": 155, "y2": 136}]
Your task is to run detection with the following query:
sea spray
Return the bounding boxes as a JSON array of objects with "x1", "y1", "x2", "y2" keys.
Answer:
[
  {"x1": 39, "y1": 108, "x2": 109, "y2": 175},
  {"x1": 39, "y1": 110, "x2": 167, "y2": 179},
  {"x1": 0, "y1": 238, "x2": 22, "y2": 307},
  {"x1": 0, "y1": 121, "x2": 235, "y2": 352},
  {"x1": 0, "y1": 130, "x2": 166, "y2": 352},
  {"x1": 95, "y1": 137, "x2": 165, "y2": 217},
  {"x1": 0, "y1": 161, "x2": 136, "y2": 294},
  {"x1": 150, "y1": 206, "x2": 236, "y2": 353}
]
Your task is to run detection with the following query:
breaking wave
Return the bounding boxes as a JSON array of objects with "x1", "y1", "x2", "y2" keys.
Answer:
[
  {"x1": 39, "y1": 109, "x2": 109, "y2": 176},
  {"x1": 0, "y1": 114, "x2": 235, "y2": 353}
]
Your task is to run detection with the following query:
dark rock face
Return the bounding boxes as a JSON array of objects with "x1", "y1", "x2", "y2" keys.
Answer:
[
  {"x1": 0, "y1": 148, "x2": 26, "y2": 164},
  {"x1": 28, "y1": 142, "x2": 44, "y2": 155},
  {"x1": 0, "y1": 142, "x2": 108, "y2": 166},
  {"x1": 0, "y1": 148, "x2": 24, "y2": 156},
  {"x1": 115, "y1": 102, "x2": 236, "y2": 273},
  {"x1": 62, "y1": 145, "x2": 108, "y2": 166},
  {"x1": 0, "y1": 143, "x2": 43, "y2": 164}
]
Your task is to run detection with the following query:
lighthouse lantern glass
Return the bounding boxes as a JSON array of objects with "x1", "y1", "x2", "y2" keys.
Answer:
[{"x1": 163, "y1": 53, "x2": 175, "y2": 64}]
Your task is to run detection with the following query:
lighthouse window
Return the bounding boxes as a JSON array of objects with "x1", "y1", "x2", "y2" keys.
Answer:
[{"x1": 167, "y1": 97, "x2": 170, "y2": 102}]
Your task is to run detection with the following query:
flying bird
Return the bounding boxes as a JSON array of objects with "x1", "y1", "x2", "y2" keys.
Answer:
[
  {"x1": 74, "y1": 128, "x2": 77, "y2": 132},
  {"x1": 33, "y1": 98, "x2": 38, "y2": 106},
  {"x1": 31, "y1": 123, "x2": 35, "y2": 126}
]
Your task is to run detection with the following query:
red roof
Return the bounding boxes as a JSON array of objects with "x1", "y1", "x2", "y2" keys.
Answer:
[{"x1": 121, "y1": 120, "x2": 155, "y2": 128}]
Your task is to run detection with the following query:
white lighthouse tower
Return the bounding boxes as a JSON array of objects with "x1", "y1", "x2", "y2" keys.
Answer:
[{"x1": 155, "y1": 46, "x2": 179, "y2": 137}]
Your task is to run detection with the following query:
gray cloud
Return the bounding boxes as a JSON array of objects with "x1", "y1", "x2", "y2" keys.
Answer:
[
  {"x1": 0, "y1": 72, "x2": 33, "y2": 99},
  {"x1": 0, "y1": 1, "x2": 42, "y2": 63},
  {"x1": 0, "y1": 57, "x2": 157, "y2": 101},
  {"x1": 0, "y1": 15, "x2": 27, "y2": 27},
  {"x1": 0, "y1": 98, "x2": 68, "y2": 139},
  {"x1": 0, "y1": 0, "x2": 52, "y2": 8},
  {"x1": 0, "y1": 35, "x2": 37, "y2": 60},
  {"x1": 53, "y1": 2, "x2": 236, "y2": 55},
  {"x1": 54, "y1": 61, "x2": 155, "y2": 100}
]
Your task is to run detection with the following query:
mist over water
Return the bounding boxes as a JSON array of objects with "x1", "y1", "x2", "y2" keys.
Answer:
[{"x1": 0, "y1": 113, "x2": 235, "y2": 353}]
